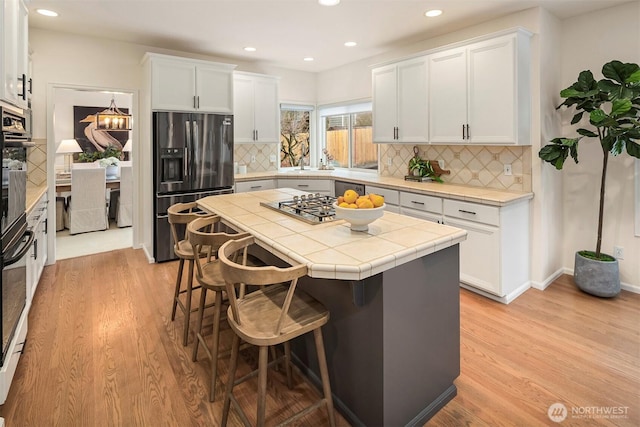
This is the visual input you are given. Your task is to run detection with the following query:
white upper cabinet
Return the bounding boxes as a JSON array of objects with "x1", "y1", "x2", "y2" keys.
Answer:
[
  {"x1": 146, "y1": 53, "x2": 235, "y2": 113},
  {"x1": 1, "y1": 0, "x2": 29, "y2": 108},
  {"x1": 372, "y1": 56, "x2": 428, "y2": 144},
  {"x1": 429, "y1": 29, "x2": 531, "y2": 145},
  {"x1": 233, "y1": 72, "x2": 279, "y2": 144}
]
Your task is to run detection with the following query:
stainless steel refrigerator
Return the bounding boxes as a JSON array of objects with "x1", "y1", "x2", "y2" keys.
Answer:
[{"x1": 153, "y1": 111, "x2": 233, "y2": 262}]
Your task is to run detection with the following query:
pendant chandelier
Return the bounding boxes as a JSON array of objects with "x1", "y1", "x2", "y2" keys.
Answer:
[{"x1": 95, "y1": 96, "x2": 131, "y2": 131}]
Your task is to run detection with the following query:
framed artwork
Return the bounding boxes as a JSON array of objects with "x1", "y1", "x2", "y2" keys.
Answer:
[{"x1": 73, "y1": 105, "x2": 129, "y2": 155}]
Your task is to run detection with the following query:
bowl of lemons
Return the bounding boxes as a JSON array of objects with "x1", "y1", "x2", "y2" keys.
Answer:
[{"x1": 333, "y1": 189, "x2": 386, "y2": 231}]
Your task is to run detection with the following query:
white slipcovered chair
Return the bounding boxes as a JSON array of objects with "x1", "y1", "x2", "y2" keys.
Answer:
[
  {"x1": 67, "y1": 167, "x2": 109, "y2": 235},
  {"x1": 116, "y1": 165, "x2": 133, "y2": 227}
]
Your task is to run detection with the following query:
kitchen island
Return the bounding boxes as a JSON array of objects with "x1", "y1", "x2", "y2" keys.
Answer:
[{"x1": 197, "y1": 188, "x2": 467, "y2": 426}]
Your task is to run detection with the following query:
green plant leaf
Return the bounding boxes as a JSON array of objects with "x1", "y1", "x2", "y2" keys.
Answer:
[
  {"x1": 590, "y1": 109, "x2": 607, "y2": 123},
  {"x1": 610, "y1": 99, "x2": 632, "y2": 117},
  {"x1": 571, "y1": 112, "x2": 584, "y2": 124},
  {"x1": 628, "y1": 69, "x2": 640, "y2": 83},
  {"x1": 577, "y1": 128, "x2": 598, "y2": 137},
  {"x1": 576, "y1": 70, "x2": 597, "y2": 91},
  {"x1": 626, "y1": 140, "x2": 640, "y2": 159},
  {"x1": 602, "y1": 60, "x2": 636, "y2": 84},
  {"x1": 598, "y1": 79, "x2": 620, "y2": 94}
]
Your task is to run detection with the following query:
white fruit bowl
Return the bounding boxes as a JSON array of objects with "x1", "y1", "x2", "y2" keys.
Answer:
[{"x1": 333, "y1": 202, "x2": 385, "y2": 231}]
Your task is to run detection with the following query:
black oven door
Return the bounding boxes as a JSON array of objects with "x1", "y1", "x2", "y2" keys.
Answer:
[{"x1": 1, "y1": 224, "x2": 33, "y2": 366}]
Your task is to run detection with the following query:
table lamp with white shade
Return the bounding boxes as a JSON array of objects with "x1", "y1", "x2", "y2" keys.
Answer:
[
  {"x1": 56, "y1": 139, "x2": 82, "y2": 173},
  {"x1": 122, "y1": 138, "x2": 132, "y2": 161}
]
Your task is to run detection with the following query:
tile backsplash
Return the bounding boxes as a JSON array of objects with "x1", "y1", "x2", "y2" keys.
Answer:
[
  {"x1": 379, "y1": 144, "x2": 531, "y2": 192},
  {"x1": 234, "y1": 143, "x2": 279, "y2": 173},
  {"x1": 27, "y1": 138, "x2": 47, "y2": 187}
]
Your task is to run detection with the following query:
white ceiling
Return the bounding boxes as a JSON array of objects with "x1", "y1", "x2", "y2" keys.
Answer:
[{"x1": 28, "y1": 0, "x2": 631, "y2": 72}]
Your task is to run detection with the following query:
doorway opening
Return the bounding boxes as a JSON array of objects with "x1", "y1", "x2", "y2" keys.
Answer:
[{"x1": 47, "y1": 85, "x2": 137, "y2": 262}]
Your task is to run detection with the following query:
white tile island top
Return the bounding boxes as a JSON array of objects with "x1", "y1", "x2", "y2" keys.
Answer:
[{"x1": 197, "y1": 188, "x2": 467, "y2": 280}]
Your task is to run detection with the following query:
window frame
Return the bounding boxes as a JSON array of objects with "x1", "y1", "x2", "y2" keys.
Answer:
[
  {"x1": 279, "y1": 103, "x2": 316, "y2": 169},
  {"x1": 318, "y1": 101, "x2": 377, "y2": 173}
]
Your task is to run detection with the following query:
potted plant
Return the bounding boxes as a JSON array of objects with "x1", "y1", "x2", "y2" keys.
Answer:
[
  {"x1": 408, "y1": 148, "x2": 444, "y2": 182},
  {"x1": 538, "y1": 60, "x2": 640, "y2": 297}
]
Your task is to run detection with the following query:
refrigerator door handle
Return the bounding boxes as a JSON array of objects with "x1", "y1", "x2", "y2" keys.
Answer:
[
  {"x1": 192, "y1": 120, "x2": 198, "y2": 185},
  {"x1": 185, "y1": 120, "x2": 191, "y2": 179}
]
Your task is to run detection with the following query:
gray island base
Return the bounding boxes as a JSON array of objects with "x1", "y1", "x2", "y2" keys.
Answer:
[{"x1": 255, "y1": 244, "x2": 461, "y2": 426}]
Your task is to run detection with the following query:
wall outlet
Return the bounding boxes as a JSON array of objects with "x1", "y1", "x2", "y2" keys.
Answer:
[
  {"x1": 614, "y1": 246, "x2": 624, "y2": 260},
  {"x1": 504, "y1": 164, "x2": 512, "y2": 176},
  {"x1": 250, "y1": 155, "x2": 256, "y2": 163},
  {"x1": 269, "y1": 154, "x2": 277, "y2": 163},
  {"x1": 387, "y1": 156, "x2": 392, "y2": 166}
]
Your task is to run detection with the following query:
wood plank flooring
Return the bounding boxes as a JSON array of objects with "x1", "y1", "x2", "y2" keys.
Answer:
[{"x1": 0, "y1": 248, "x2": 638, "y2": 426}]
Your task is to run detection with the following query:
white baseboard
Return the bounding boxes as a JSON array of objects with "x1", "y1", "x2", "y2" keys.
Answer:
[
  {"x1": 460, "y1": 281, "x2": 531, "y2": 304},
  {"x1": 141, "y1": 244, "x2": 155, "y2": 263},
  {"x1": 530, "y1": 267, "x2": 565, "y2": 291}
]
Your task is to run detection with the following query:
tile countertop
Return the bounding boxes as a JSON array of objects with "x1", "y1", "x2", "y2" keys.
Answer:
[
  {"x1": 26, "y1": 185, "x2": 48, "y2": 214},
  {"x1": 197, "y1": 188, "x2": 467, "y2": 281},
  {"x1": 235, "y1": 169, "x2": 533, "y2": 207}
]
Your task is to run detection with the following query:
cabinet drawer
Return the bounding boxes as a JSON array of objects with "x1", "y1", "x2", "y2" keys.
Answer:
[
  {"x1": 235, "y1": 179, "x2": 276, "y2": 193},
  {"x1": 444, "y1": 199, "x2": 499, "y2": 226},
  {"x1": 399, "y1": 192, "x2": 442, "y2": 214},
  {"x1": 278, "y1": 179, "x2": 332, "y2": 193},
  {"x1": 365, "y1": 185, "x2": 399, "y2": 205}
]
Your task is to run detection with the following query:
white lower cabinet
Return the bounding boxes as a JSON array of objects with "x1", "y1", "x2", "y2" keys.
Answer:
[
  {"x1": 443, "y1": 198, "x2": 530, "y2": 302},
  {"x1": 27, "y1": 193, "x2": 48, "y2": 302},
  {"x1": 399, "y1": 191, "x2": 443, "y2": 223},
  {"x1": 0, "y1": 302, "x2": 27, "y2": 404},
  {"x1": 234, "y1": 179, "x2": 276, "y2": 193},
  {"x1": 277, "y1": 179, "x2": 332, "y2": 196}
]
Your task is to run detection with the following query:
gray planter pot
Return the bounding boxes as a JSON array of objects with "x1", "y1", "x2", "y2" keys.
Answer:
[{"x1": 574, "y1": 251, "x2": 620, "y2": 297}]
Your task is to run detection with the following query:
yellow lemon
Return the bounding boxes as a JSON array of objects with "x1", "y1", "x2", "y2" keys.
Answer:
[
  {"x1": 338, "y1": 202, "x2": 350, "y2": 208},
  {"x1": 347, "y1": 203, "x2": 358, "y2": 209},
  {"x1": 369, "y1": 193, "x2": 385, "y2": 208},
  {"x1": 343, "y1": 189, "x2": 359, "y2": 204},
  {"x1": 337, "y1": 196, "x2": 345, "y2": 204},
  {"x1": 359, "y1": 199, "x2": 374, "y2": 209}
]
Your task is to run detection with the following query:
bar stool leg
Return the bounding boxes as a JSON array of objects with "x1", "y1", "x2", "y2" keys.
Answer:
[
  {"x1": 182, "y1": 259, "x2": 195, "y2": 346},
  {"x1": 209, "y1": 290, "x2": 223, "y2": 402},
  {"x1": 222, "y1": 334, "x2": 241, "y2": 427},
  {"x1": 314, "y1": 328, "x2": 336, "y2": 427},
  {"x1": 192, "y1": 286, "x2": 208, "y2": 362},
  {"x1": 171, "y1": 258, "x2": 185, "y2": 321},
  {"x1": 283, "y1": 341, "x2": 293, "y2": 389},
  {"x1": 257, "y1": 345, "x2": 269, "y2": 427}
]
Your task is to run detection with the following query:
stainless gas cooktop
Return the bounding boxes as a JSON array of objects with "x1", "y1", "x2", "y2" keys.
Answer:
[{"x1": 260, "y1": 193, "x2": 337, "y2": 225}]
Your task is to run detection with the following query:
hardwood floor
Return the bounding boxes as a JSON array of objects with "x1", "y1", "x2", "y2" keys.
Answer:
[{"x1": 0, "y1": 248, "x2": 638, "y2": 426}]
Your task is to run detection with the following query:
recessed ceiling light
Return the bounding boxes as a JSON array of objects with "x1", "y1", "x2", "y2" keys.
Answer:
[
  {"x1": 318, "y1": 0, "x2": 340, "y2": 6},
  {"x1": 303, "y1": 57, "x2": 314, "y2": 62},
  {"x1": 344, "y1": 41, "x2": 357, "y2": 47},
  {"x1": 425, "y1": 9, "x2": 443, "y2": 17},
  {"x1": 36, "y1": 9, "x2": 58, "y2": 17},
  {"x1": 244, "y1": 47, "x2": 257, "y2": 52}
]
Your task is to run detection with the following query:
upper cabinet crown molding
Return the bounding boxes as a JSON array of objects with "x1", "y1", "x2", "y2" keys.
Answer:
[
  {"x1": 233, "y1": 71, "x2": 280, "y2": 144},
  {"x1": 143, "y1": 53, "x2": 236, "y2": 113},
  {"x1": 1, "y1": 0, "x2": 29, "y2": 109}
]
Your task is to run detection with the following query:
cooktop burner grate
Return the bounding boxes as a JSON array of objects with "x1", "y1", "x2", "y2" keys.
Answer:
[{"x1": 260, "y1": 193, "x2": 337, "y2": 224}]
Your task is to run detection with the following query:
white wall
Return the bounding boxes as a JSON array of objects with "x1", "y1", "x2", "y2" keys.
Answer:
[{"x1": 560, "y1": 1, "x2": 640, "y2": 288}]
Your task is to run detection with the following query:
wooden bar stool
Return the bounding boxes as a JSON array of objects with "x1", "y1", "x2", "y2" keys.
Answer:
[
  {"x1": 168, "y1": 202, "x2": 213, "y2": 346},
  {"x1": 187, "y1": 216, "x2": 252, "y2": 402},
  {"x1": 218, "y1": 235, "x2": 336, "y2": 427}
]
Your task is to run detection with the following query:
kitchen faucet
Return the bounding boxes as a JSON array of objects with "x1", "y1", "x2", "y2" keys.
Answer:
[{"x1": 299, "y1": 143, "x2": 307, "y2": 170}]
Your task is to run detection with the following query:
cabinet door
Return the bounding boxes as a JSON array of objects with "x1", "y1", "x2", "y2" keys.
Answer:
[
  {"x1": 196, "y1": 65, "x2": 233, "y2": 113},
  {"x1": 15, "y1": 0, "x2": 27, "y2": 108},
  {"x1": 428, "y1": 48, "x2": 467, "y2": 143},
  {"x1": 468, "y1": 35, "x2": 516, "y2": 143},
  {"x1": 372, "y1": 64, "x2": 398, "y2": 143},
  {"x1": 2, "y1": 0, "x2": 18, "y2": 105},
  {"x1": 397, "y1": 57, "x2": 428, "y2": 143},
  {"x1": 253, "y1": 77, "x2": 279, "y2": 143},
  {"x1": 151, "y1": 60, "x2": 196, "y2": 111},
  {"x1": 233, "y1": 75, "x2": 256, "y2": 143},
  {"x1": 445, "y1": 216, "x2": 501, "y2": 296}
]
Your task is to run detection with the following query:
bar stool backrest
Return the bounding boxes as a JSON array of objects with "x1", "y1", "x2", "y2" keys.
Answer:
[{"x1": 167, "y1": 202, "x2": 211, "y2": 253}]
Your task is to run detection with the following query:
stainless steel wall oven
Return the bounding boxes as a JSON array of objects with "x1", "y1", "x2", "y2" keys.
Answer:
[{"x1": 1, "y1": 103, "x2": 34, "y2": 365}]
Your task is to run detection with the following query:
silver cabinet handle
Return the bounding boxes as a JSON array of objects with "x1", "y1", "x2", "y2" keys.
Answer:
[
  {"x1": 411, "y1": 200, "x2": 425, "y2": 205},
  {"x1": 298, "y1": 184, "x2": 310, "y2": 188},
  {"x1": 250, "y1": 185, "x2": 262, "y2": 189},
  {"x1": 193, "y1": 96, "x2": 197, "y2": 109},
  {"x1": 466, "y1": 124, "x2": 470, "y2": 139},
  {"x1": 196, "y1": 96, "x2": 200, "y2": 109},
  {"x1": 255, "y1": 129, "x2": 258, "y2": 140},
  {"x1": 462, "y1": 124, "x2": 465, "y2": 139},
  {"x1": 459, "y1": 209, "x2": 476, "y2": 215}
]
